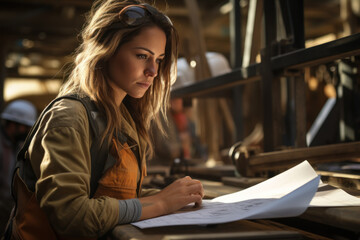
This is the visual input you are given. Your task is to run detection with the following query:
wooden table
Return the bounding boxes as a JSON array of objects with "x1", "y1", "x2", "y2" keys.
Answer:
[
  {"x1": 111, "y1": 219, "x2": 331, "y2": 240},
  {"x1": 110, "y1": 175, "x2": 360, "y2": 240}
]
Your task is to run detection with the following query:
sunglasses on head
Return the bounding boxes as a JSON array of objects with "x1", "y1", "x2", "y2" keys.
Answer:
[{"x1": 108, "y1": 4, "x2": 172, "y2": 30}]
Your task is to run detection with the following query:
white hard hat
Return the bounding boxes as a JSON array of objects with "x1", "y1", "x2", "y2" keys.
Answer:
[
  {"x1": 1, "y1": 100, "x2": 37, "y2": 127},
  {"x1": 172, "y1": 53, "x2": 231, "y2": 91},
  {"x1": 171, "y1": 58, "x2": 195, "y2": 90},
  {"x1": 206, "y1": 52, "x2": 231, "y2": 77}
]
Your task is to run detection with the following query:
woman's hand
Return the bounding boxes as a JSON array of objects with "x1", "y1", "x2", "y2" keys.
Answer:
[{"x1": 139, "y1": 176, "x2": 204, "y2": 220}]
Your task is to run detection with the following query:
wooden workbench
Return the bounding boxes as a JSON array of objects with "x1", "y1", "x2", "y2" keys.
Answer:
[
  {"x1": 110, "y1": 171, "x2": 360, "y2": 240},
  {"x1": 111, "y1": 219, "x2": 332, "y2": 240}
]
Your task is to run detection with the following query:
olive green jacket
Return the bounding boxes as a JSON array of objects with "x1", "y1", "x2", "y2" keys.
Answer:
[{"x1": 27, "y1": 98, "x2": 152, "y2": 237}]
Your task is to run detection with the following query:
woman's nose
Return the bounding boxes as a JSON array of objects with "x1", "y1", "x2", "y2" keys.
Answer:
[{"x1": 144, "y1": 60, "x2": 158, "y2": 77}]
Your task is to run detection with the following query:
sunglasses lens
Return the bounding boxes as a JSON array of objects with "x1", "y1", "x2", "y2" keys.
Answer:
[
  {"x1": 116, "y1": 5, "x2": 172, "y2": 29},
  {"x1": 143, "y1": 4, "x2": 173, "y2": 26},
  {"x1": 120, "y1": 7, "x2": 147, "y2": 26}
]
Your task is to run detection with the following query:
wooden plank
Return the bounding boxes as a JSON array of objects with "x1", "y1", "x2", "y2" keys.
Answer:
[
  {"x1": 301, "y1": 206, "x2": 360, "y2": 232},
  {"x1": 186, "y1": 165, "x2": 236, "y2": 181},
  {"x1": 111, "y1": 219, "x2": 330, "y2": 240},
  {"x1": 162, "y1": 231, "x2": 303, "y2": 239},
  {"x1": 222, "y1": 176, "x2": 266, "y2": 188},
  {"x1": 242, "y1": 0, "x2": 263, "y2": 67},
  {"x1": 260, "y1": 47, "x2": 275, "y2": 152},
  {"x1": 272, "y1": 74, "x2": 283, "y2": 149},
  {"x1": 253, "y1": 220, "x2": 332, "y2": 240},
  {"x1": 294, "y1": 74, "x2": 307, "y2": 147},
  {"x1": 249, "y1": 141, "x2": 360, "y2": 165},
  {"x1": 234, "y1": 141, "x2": 360, "y2": 176},
  {"x1": 317, "y1": 170, "x2": 360, "y2": 191}
]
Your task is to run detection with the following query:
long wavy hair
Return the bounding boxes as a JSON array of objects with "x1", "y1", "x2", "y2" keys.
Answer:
[{"x1": 59, "y1": 0, "x2": 178, "y2": 157}]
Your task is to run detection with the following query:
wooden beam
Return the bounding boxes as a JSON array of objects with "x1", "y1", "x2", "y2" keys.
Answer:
[
  {"x1": 242, "y1": 0, "x2": 263, "y2": 67},
  {"x1": 236, "y1": 141, "x2": 360, "y2": 176}
]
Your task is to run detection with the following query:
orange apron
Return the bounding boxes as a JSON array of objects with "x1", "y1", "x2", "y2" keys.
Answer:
[
  {"x1": 10, "y1": 139, "x2": 146, "y2": 240},
  {"x1": 94, "y1": 140, "x2": 146, "y2": 199}
]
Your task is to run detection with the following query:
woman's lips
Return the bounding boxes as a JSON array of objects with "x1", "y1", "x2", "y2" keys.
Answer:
[{"x1": 137, "y1": 82, "x2": 151, "y2": 88}]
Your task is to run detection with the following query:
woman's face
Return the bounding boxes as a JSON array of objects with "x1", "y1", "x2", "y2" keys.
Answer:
[{"x1": 107, "y1": 25, "x2": 167, "y2": 105}]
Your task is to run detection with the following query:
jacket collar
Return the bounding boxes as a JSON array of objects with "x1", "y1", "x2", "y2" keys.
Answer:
[{"x1": 119, "y1": 104, "x2": 147, "y2": 165}]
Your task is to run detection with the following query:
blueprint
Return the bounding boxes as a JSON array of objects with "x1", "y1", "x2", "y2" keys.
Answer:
[{"x1": 132, "y1": 161, "x2": 360, "y2": 229}]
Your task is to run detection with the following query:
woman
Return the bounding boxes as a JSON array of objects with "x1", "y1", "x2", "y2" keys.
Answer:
[{"x1": 7, "y1": 0, "x2": 204, "y2": 239}]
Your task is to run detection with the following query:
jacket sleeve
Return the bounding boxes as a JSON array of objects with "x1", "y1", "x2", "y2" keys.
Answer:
[{"x1": 29, "y1": 99, "x2": 119, "y2": 237}]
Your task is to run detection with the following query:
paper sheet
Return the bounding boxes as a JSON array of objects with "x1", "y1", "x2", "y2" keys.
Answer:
[
  {"x1": 310, "y1": 182, "x2": 360, "y2": 207},
  {"x1": 133, "y1": 161, "x2": 321, "y2": 229}
]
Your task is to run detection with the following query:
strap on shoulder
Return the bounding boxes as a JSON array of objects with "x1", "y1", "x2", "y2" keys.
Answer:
[{"x1": 13, "y1": 94, "x2": 109, "y2": 199}]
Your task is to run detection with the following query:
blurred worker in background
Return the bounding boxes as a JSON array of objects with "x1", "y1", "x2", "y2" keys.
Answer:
[
  {"x1": 149, "y1": 58, "x2": 207, "y2": 167},
  {"x1": 170, "y1": 98, "x2": 192, "y2": 159},
  {"x1": 0, "y1": 99, "x2": 37, "y2": 236},
  {"x1": 150, "y1": 109, "x2": 182, "y2": 166}
]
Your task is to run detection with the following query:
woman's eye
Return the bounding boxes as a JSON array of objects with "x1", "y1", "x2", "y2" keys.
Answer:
[
  {"x1": 156, "y1": 58, "x2": 164, "y2": 64},
  {"x1": 136, "y1": 54, "x2": 147, "y2": 60}
]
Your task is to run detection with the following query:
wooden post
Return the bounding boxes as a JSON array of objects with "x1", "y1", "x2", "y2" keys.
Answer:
[
  {"x1": 184, "y1": 0, "x2": 236, "y2": 164},
  {"x1": 230, "y1": 0, "x2": 244, "y2": 142},
  {"x1": 242, "y1": 0, "x2": 263, "y2": 68}
]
